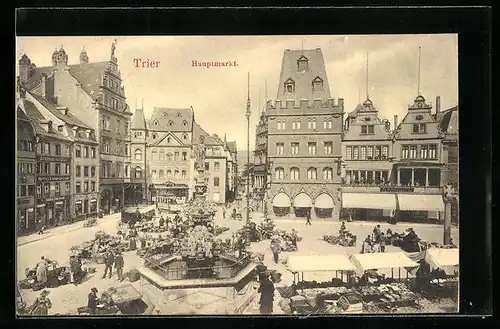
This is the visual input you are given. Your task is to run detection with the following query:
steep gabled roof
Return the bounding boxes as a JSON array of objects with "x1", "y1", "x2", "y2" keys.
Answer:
[
  {"x1": 21, "y1": 99, "x2": 70, "y2": 141},
  {"x1": 192, "y1": 122, "x2": 223, "y2": 146},
  {"x1": 132, "y1": 108, "x2": 146, "y2": 130},
  {"x1": 439, "y1": 106, "x2": 458, "y2": 134},
  {"x1": 148, "y1": 107, "x2": 194, "y2": 132},
  {"x1": 28, "y1": 92, "x2": 92, "y2": 129},
  {"x1": 226, "y1": 141, "x2": 237, "y2": 154},
  {"x1": 277, "y1": 48, "x2": 332, "y2": 101}
]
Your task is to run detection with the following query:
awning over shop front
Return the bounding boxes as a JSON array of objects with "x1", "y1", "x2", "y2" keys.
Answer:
[
  {"x1": 293, "y1": 193, "x2": 312, "y2": 208},
  {"x1": 397, "y1": 194, "x2": 444, "y2": 211},
  {"x1": 272, "y1": 193, "x2": 291, "y2": 208},
  {"x1": 55, "y1": 201, "x2": 64, "y2": 205},
  {"x1": 342, "y1": 193, "x2": 396, "y2": 210},
  {"x1": 75, "y1": 200, "x2": 82, "y2": 204},
  {"x1": 315, "y1": 193, "x2": 334, "y2": 209},
  {"x1": 287, "y1": 255, "x2": 356, "y2": 273},
  {"x1": 90, "y1": 199, "x2": 97, "y2": 203},
  {"x1": 36, "y1": 204, "x2": 46, "y2": 208}
]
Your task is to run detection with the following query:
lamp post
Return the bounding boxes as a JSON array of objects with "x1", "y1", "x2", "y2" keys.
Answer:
[
  {"x1": 442, "y1": 183, "x2": 455, "y2": 245},
  {"x1": 245, "y1": 73, "x2": 251, "y2": 223}
]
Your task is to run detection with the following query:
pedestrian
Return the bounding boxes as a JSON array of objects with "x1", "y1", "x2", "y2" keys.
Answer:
[
  {"x1": 361, "y1": 235, "x2": 372, "y2": 254},
  {"x1": 87, "y1": 287, "x2": 99, "y2": 315},
  {"x1": 258, "y1": 272, "x2": 275, "y2": 314},
  {"x1": 159, "y1": 216, "x2": 165, "y2": 227},
  {"x1": 290, "y1": 229, "x2": 298, "y2": 250},
  {"x1": 36, "y1": 256, "x2": 48, "y2": 286},
  {"x1": 69, "y1": 255, "x2": 81, "y2": 286},
  {"x1": 114, "y1": 251, "x2": 124, "y2": 281},
  {"x1": 38, "y1": 224, "x2": 45, "y2": 235},
  {"x1": 222, "y1": 207, "x2": 226, "y2": 219},
  {"x1": 30, "y1": 290, "x2": 52, "y2": 316},
  {"x1": 380, "y1": 233, "x2": 386, "y2": 253},
  {"x1": 102, "y1": 250, "x2": 114, "y2": 279},
  {"x1": 271, "y1": 239, "x2": 281, "y2": 264}
]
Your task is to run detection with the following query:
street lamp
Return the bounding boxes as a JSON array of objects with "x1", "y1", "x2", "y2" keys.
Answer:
[{"x1": 245, "y1": 73, "x2": 251, "y2": 223}]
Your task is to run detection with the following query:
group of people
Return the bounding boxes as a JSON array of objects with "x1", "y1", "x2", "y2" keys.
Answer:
[
  {"x1": 102, "y1": 249, "x2": 125, "y2": 281},
  {"x1": 361, "y1": 225, "x2": 387, "y2": 254},
  {"x1": 269, "y1": 229, "x2": 298, "y2": 264}
]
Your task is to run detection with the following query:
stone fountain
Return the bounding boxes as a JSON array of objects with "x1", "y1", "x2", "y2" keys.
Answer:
[{"x1": 137, "y1": 136, "x2": 258, "y2": 314}]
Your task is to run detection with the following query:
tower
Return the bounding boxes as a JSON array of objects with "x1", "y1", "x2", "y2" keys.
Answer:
[
  {"x1": 80, "y1": 47, "x2": 89, "y2": 64},
  {"x1": 52, "y1": 46, "x2": 68, "y2": 68},
  {"x1": 18, "y1": 54, "x2": 31, "y2": 83}
]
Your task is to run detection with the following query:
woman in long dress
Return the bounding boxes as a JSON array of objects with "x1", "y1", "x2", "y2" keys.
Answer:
[
  {"x1": 30, "y1": 290, "x2": 52, "y2": 316},
  {"x1": 36, "y1": 257, "x2": 48, "y2": 285}
]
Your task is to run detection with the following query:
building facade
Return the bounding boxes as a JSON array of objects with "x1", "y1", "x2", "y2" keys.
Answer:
[
  {"x1": 341, "y1": 98, "x2": 396, "y2": 221},
  {"x1": 267, "y1": 48, "x2": 344, "y2": 220},
  {"x1": 20, "y1": 44, "x2": 132, "y2": 215},
  {"x1": 16, "y1": 102, "x2": 37, "y2": 233},
  {"x1": 26, "y1": 91, "x2": 100, "y2": 219},
  {"x1": 390, "y1": 95, "x2": 446, "y2": 222},
  {"x1": 22, "y1": 97, "x2": 73, "y2": 227},
  {"x1": 224, "y1": 139, "x2": 238, "y2": 203},
  {"x1": 252, "y1": 110, "x2": 268, "y2": 212}
]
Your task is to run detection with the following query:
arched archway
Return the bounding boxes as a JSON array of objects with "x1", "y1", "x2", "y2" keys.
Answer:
[
  {"x1": 314, "y1": 193, "x2": 334, "y2": 218},
  {"x1": 293, "y1": 193, "x2": 312, "y2": 218},
  {"x1": 272, "y1": 192, "x2": 291, "y2": 217}
]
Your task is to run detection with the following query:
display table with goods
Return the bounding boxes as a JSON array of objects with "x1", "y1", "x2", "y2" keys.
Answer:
[
  {"x1": 19, "y1": 259, "x2": 72, "y2": 290},
  {"x1": 256, "y1": 219, "x2": 275, "y2": 240},
  {"x1": 323, "y1": 232, "x2": 357, "y2": 247},
  {"x1": 358, "y1": 282, "x2": 421, "y2": 312},
  {"x1": 77, "y1": 284, "x2": 146, "y2": 316},
  {"x1": 418, "y1": 247, "x2": 459, "y2": 302},
  {"x1": 386, "y1": 229, "x2": 423, "y2": 252}
]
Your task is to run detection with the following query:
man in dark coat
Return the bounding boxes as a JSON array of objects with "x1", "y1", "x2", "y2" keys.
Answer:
[
  {"x1": 114, "y1": 251, "x2": 125, "y2": 281},
  {"x1": 159, "y1": 216, "x2": 165, "y2": 227},
  {"x1": 305, "y1": 210, "x2": 312, "y2": 225},
  {"x1": 102, "y1": 250, "x2": 114, "y2": 279},
  {"x1": 87, "y1": 287, "x2": 99, "y2": 315},
  {"x1": 258, "y1": 274, "x2": 275, "y2": 314}
]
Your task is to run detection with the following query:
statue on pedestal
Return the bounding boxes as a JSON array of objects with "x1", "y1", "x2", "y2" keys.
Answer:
[{"x1": 194, "y1": 136, "x2": 206, "y2": 173}]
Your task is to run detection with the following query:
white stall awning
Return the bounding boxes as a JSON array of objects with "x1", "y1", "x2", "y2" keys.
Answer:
[
  {"x1": 350, "y1": 252, "x2": 418, "y2": 274},
  {"x1": 287, "y1": 255, "x2": 356, "y2": 273},
  {"x1": 425, "y1": 248, "x2": 459, "y2": 270},
  {"x1": 293, "y1": 193, "x2": 312, "y2": 208},
  {"x1": 397, "y1": 194, "x2": 444, "y2": 211},
  {"x1": 342, "y1": 193, "x2": 396, "y2": 210},
  {"x1": 315, "y1": 193, "x2": 334, "y2": 209},
  {"x1": 272, "y1": 193, "x2": 291, "y2": 207}
]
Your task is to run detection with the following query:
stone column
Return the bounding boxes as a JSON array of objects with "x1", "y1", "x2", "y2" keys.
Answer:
[
  {"x1": 397, "y1": 169, "x2": 401, "y2": 186},
  {"x1": 411, "y1": 169, "x2": 415, "y2": 186},
  {"x1": 443, "y1": 198, "x2": 452, "y2": 245},
  {"x1": 425, "y1": 169, "x2": 429, "y2": 187}
]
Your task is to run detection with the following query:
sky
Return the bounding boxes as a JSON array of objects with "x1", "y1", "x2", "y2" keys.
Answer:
[{"x1": 16, "y1": 35, "x2": 458, "y2": 151}]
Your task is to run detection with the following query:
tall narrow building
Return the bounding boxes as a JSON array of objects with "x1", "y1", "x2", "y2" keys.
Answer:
[{"x1": 266, "y1": 48, "x2": 344, "y2": 220}]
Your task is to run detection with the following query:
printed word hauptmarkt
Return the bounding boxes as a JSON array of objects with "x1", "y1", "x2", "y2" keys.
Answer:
[{"x1": 191, "y1": 60, "x2": 239, "y2": 68}]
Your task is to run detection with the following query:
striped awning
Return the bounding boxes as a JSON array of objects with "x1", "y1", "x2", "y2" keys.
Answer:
[
  {"x1": 272, "y1": 193, "x2": 291, "y2": 207},
  {"x1": 397, "y1": 194, "x2": 444, "y2": 211},
  {"x1": 342, "y1": 193, "x2": 396, "y2": 210},
  {"x1": 315, "y1": 193, "x2": 334, "y2": 209}
]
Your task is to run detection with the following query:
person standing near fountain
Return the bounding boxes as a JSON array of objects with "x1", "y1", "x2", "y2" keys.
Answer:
[{"x1": 258, "y1": 273, "x2": 275, "y2": 314}]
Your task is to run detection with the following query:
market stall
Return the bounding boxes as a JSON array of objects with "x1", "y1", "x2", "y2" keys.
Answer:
[
  {"x1": 419, "y1": 248, "x2": 459, "y2": 301},
  {"x1": 278, "y1": 255, "x2": 361, "y2": 314},
  {"x1": 349, "y1": 252, "x2": 421, "y2": 312},
  {"x1": 77, "y1": 284, "x2": 146, "y2": 315}
]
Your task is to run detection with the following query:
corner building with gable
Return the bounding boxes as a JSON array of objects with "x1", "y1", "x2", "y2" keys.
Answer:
[{"x1": 267, "y1": 48, "x2": 344, "y2": 220}]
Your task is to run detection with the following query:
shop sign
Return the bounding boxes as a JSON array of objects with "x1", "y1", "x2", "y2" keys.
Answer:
[
  {"x1": 380, "y1": 187, "x2": 414, "y2": 193},
  {"x1": 37, "y1": 176, "x2": 70, "y2": 182},
  {"x1": 37, "y1": 155, "x2": 71, "y2": 163},
  {"x1": 17, "y1": 197, "x2": 32, "y2": 205}
]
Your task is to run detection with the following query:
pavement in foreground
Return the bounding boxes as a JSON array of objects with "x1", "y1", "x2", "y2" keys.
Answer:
[{"x1": 16, "y1": 209, "x2": 459, "y2": 315}]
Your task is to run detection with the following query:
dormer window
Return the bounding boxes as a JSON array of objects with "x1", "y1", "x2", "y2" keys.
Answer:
[
  {"x1": 284, "y1": 78, "x2": 295, "y2": 94},
  {"x1": 168, "y1": 120, "x2": 174, "y2": 126},
  {"x1": 312, "y1": 76, "x2": 324, "y2": 92},
  {"x1": 182, "y1": 133, "x2": 188, "y2": 140},
  {"x1": 152, "y1": 133, "x2": 157, "y2": 139},
  {"x1": 57, "y1": 125, "x2": 64, "y2": 132},
  {"x1": 153, "y1": 120, "x2": 159, "y2": 126},
  {"x1": 182, "y1": 120, "x2": 188, "y2": 126},
  {"x1": 297, "y1": 55, "x2": 309, "y2": 71},
  {"x1": 177, "y1": 112, "x2": 182, "y2": 117}
]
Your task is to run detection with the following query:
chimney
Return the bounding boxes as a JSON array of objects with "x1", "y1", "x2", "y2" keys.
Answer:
[
  {"x1": 18, "y1": 54, "x2": 31, "y2": 83},
  {"x1": 394, "y1": 115, "x2": 398, "y2": 129},
  {"x1": 436, "y1": 96, "x2": 441, "y2": 115},
  {"x1": 41, "y1": 73, "x2": 47, "y2": 97}
]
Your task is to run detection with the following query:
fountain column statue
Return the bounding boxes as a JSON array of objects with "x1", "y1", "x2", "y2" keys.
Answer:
[{"x1": 194, "y1": 136, "x2": 208, "y2": 202}]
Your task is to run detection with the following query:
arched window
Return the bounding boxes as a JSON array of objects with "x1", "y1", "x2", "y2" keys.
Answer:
[
  {"x1": 312, "y1": 76, "x2": 324, "y2": 91},
  {"x1": 152, "y1": 133, "x2": 157, "y2": 139},
  {"x1": 278, "y1": 120, "x2": 286, "y2": 130},
  {"x1": 134, "y1": 167, "x2": 142, "y2": 179},
  {"x1": 166, "y1": 170, "x2": 172, "y2": 178},
  {"x1": 312, "y1": 119, "x2": 317, "y2": 129},
  {"x1": 182, "y1": 120, "x2": 188, "y2": 126},
  {"x1": 296, "y1": 119, "x2": 301, "y2": 130},
  {"x1": 167, "y1": 137, "x2": 171, "y2": 143},
  {"x1": 292, "y1": 119, "x2": 301, "y2": 130},
  {"x1": 275, "y1": 167, "x2": 285, "y2": 180},
  {"x1": 307, "y1": 167, "x2": 317, "y2": 180},
  {"x1": 134, "y1": 149, "x2": 142, "y2": 160},
  {"x1": 177, "y1": 112, "x2": 182, "y2": 117},
  {"x1": 328, "y1": 119, "x2": 332, "y2": 129},
  {"x1": 168, "y1": 120, "x2": 174, "y2": 126},
  {"x1": 323, "y1": 167, "x2": 333, "y2": 180},
  {"x1": 153, "y1": 120, "x2": 159, "y2": 126},
  {"x1": 182, "y1": 133, "x2": 188, "y2": 140},
  {"x1": 159, "y1": 150, "x2": 165, "y2": 160},
  {"x1": 297, "y1": 55, "x2": 308, "y2": 71},
  {"x1": 290, "y1": 167, "x2": 300, "y2": 180},
  {"x1": 167, "y1": 153, "x2": 173, "y2": 162}
]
